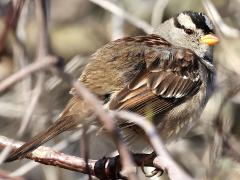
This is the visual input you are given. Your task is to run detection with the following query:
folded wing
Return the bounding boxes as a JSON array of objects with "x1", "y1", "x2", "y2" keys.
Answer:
[{"x1": 109, "y1": 37, "x2": 202, "y2": 119}]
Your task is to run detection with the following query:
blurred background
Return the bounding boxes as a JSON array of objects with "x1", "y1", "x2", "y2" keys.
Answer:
[{"x1": 0, "y1": 0, "x2": 240, "y2": 179}]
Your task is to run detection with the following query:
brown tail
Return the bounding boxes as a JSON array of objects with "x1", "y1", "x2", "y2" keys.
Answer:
[{"x1": 5, "y1": 118, "x2": 76, "y2": 162}]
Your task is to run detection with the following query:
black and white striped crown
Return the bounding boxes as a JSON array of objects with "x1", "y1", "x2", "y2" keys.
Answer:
[{"x1": 174, "y1": 11, "x2": 214, "y2": 34}]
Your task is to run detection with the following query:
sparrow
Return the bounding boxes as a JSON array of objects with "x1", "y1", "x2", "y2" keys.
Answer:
[{"x1": 5, "y1": 11, "x2": 219, "y2": 162}]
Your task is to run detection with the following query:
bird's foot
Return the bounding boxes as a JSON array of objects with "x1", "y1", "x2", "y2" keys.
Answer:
[{"x1": 141, "y1": 152, "x2": 164, "y2": 177}]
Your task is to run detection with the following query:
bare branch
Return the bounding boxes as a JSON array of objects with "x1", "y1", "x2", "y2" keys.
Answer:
[
  {"x1": 0, "y1": 135, "x2": 96, "y2": 176},
  {"x1": 203, "y1": 0, "x2": 240, "y2": 76},
  {"x1": 35, "y1": 0, "x2": 50, "y2": 57},
  {"x1": 45, "y1": 55, "x2": 88, "y2": 91},
  {"x1": 202, "y1": 0, "x2": 240, "y2": 38},
  {"x1": 17, "y1": 0, "x2": 50, "y2": 137},
  {"x1": 0, "y1": 135, "x2": 157, "y2": 179},
  {"x1": 151, "y1": 0, "x2": 169, "y2": 27},
  {"x1": 0, "y1": 0, "x2": 25, "y2": 52},
  {"x1": 17, "y1": 84, "x2": 43, "y2": 137},
  {"x1": 110, "y1": 0, "x2": 124, "y2": 40},
  {"x1": 88, "y1": 0, "x2": 153, "y2": 34},
  {"x1": 0, "y1": 56, "x2": 58, "y2": 93}
]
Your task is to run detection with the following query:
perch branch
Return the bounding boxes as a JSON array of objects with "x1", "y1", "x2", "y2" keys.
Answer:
[{"x1": 0, "y1": 135, "x2": 155, "y2": 179}]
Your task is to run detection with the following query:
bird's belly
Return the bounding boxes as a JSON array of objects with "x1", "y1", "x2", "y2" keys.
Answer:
[{"x1": 156, "y1": 86, "x2": 207, "y2": 143}]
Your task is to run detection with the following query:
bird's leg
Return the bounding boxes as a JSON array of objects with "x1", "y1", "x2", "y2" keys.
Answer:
[
  {"x1": 94, "y1": 152, "x2": 164, "y2": 179},
  {"x1": 94, "y1": 155, "x2": 126, "y2": 180}
]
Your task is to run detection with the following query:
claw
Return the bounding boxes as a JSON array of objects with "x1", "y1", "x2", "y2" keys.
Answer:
[
  {"x1": 140, "y1": 153, "x2": 164, "y2": 177},
  {"x1": 158, "y1": 169, "x2": 164, "y2": 176},
  {"x1": 145, "y1": 168, "x2": 158, "y2": 177},
  {"x1": 143, "y1": 167, "x2": 164, "y2": 177}
]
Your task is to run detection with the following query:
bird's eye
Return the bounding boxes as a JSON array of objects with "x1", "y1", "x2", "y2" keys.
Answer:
[{"x1": 184, "y1": 29, "x2": 194, "y2": 34}]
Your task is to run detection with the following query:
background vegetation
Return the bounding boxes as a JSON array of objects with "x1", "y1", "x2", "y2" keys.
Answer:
[{"x1": 0, "y1": 0, "x2": 240, "y2": 179}]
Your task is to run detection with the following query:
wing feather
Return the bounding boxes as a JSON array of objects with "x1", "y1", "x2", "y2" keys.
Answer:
[{"x1": 108, "y1": 36, "x2": 202, "y2": 127}]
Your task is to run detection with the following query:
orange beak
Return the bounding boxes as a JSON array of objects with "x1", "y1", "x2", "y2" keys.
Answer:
[{"x1": 199, "y1": 34, "x2": 219, "y2": 46}]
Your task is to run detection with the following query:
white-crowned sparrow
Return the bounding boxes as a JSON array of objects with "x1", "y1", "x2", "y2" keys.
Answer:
[{"x1": 6, "y1": 11, "x2": 219, "y2": 161}]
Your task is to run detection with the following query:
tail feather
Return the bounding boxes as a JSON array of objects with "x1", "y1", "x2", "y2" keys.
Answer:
[{"x1": 5, "y1": 118, "x2": 76, "y2": 162}]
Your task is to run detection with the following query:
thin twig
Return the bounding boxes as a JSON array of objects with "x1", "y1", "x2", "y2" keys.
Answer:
[
  {"x1": 17, "y1": 83, "x2": 43, "y2": 136},
  {"x1": 202, "y1": 0, "x2": 240, "y2": 38},
  {"x1": 88, "y1": 0, "x2": 153, "y2": 34},
  {"x1": 210, "y1": 82, "x2": 240, "y2": 162},
  {"x1": 16, "y1": 0, "x2": 50, "y2": 137},
  {"x1": 35, "y1": 0, "x2": 50, "y2": 57},
  {"x1": 203, "y1": 0, "x2": 240, "y2": 76},
  {"x1": 0, "y1": 56, "x2": 58, "y2": 93},
  {"x1": 80, "y1": 126, "x2": 92, "y2": 180},
  {"x1": 0, "y1": 0, "x2": 25, "y2": 52},
  {"x1": 110, "y1": 0, "x2": 124, "y2": 40},
  {"x1": 11, "y1": 0, "x2": 32, "y2": 137},
  {"x1": 151, "y1": 0, "x2": 169, "y2": 28},
  {"x1": 12, "y1": 0, "x2": 31, "y2": 105},
  {"x1": 45, "y1": 55, "x2": 88, "y2": 91}
]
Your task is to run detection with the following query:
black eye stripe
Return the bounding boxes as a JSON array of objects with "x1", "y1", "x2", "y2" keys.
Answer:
[
  {"x1": 174, "y1": 11, "x2": 214, "y2": 34},
  {"x1": 184, "y1": 11, "x2": 214, "y2": 34}
]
